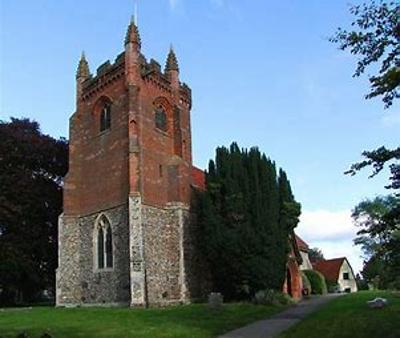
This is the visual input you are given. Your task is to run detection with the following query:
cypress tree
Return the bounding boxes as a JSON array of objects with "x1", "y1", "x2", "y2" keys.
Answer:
[{"x1": 198, "y1": 143, "x2": 301, "y2": 300}]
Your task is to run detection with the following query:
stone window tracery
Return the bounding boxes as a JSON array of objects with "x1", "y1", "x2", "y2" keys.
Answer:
[{"x1": 95, "y1": 215, "x2": 113, "y2": 270}]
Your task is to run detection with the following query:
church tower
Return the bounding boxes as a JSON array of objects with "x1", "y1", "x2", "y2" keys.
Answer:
[{"x1": 56, "y1": 19, "x2": 207, "y2": 307}]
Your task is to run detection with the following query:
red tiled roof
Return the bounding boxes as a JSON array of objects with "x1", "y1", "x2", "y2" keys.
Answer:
[
  {"x1": 295, "y1": 235, "x2": 309, "y2": 252},
  {"x1": 192, "y1": 166, "x2": 206, "y2": 190},
  {"x1": 313, "y1": 257, "x2": 346, "y2": 282}
]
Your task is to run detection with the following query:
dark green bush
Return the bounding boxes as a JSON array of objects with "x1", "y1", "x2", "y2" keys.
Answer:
[
  {"x1": 301, "y1": 271, "x2": 312, "y2": 295},
  {"x1": 326, "y1": 280, "x2": 339, "y2": 293},
  {"x1": 303, "y1": 270, "x2": 327, "y2": 294},
  {"x1": 253, "y1": 289, "x2": 295, "y2": 306}
]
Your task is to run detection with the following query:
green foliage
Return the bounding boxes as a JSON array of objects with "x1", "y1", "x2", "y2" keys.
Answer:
[
  {"x1": 355, "y1": 274, "x2": 369, "y2": 291},
  {"x1": 346, "y1": 147, "x2": 400, "y2": 192},
  {"x1": 308, "y1": 247, "x2": 324, "y2": 263},
  {"x1": 0, "y1": 118, "x2": 68, "y2": 305},
  {"x1": 330, "y1": 1, "x2": 400, "y2": 108},
  {"x1": 301, "y1": 271, "x2": 312, "y2": 295},
  {"x1": 253, "y1": 289, "x2": 294, "y2": 306},
  {"x1": 352, "y1": 195, "x2": 400, "y2": 289},
  {"x1": 197, "y1": 143, "x2": 301, "y2": 300},
  {"x1": 326, "y1": 280, "x2": 339, "y2": 293},
  {"x1": 303, "y1": 270, "x2": 327, "y2": 295}
]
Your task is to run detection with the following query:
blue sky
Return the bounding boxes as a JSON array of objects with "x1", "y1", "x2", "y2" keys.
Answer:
[{"x1": 1, "y1": 0, "x2": 399, "y2": 272}]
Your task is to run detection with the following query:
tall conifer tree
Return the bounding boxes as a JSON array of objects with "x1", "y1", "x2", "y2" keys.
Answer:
[{"x1": 198, "y1": 143, "x2": 301, "y2": 299}]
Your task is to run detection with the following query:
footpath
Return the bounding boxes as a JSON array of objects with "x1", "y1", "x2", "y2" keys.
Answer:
[{"x1": 219, "y1": 294, "x2": 341, "y2": 338}]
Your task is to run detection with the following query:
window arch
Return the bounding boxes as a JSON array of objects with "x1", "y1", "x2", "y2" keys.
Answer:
[
  {"x1": 155, "y1": 104, "x2": 167, "y2": 131},
  {"x1": 100, "y1": 102, "x2": 111, "y2": 132},
  {"x1": 95, "y1": 215, "x2": 113, "y2": 270},
  {"x1": 153, "y1": 97, "x2": 172, "y2": 132}
]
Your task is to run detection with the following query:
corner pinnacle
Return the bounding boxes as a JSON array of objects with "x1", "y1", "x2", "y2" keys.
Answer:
[
  {"x1": 165, "y1": 46, "x2": 179, "y2": 72},
  {"x1": 125, "y1": 18, "x2": 141, "y2": 47},
  {"x1": 76, "y1": 51, "x2": 90, "y2": 79}
]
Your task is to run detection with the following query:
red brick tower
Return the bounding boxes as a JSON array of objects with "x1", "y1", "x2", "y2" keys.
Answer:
[{"x1": 56, "y1": 18, "x2": 206, "y2": 307}]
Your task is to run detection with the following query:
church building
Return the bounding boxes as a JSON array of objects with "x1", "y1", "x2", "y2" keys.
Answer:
[{"x1": 56, "y1": 19, "x2": 208, "y2": 307}]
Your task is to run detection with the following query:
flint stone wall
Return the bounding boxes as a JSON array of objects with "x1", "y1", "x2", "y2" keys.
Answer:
[
  {"x1": 142, "y1": 202, "x2": 211, "y2": 306},
  {"x1": 142, "y1": 203, "x2": 187, "y2": 305},
  {"x1": 56, "y1": 204, "x2": 130, "y2": 306}
]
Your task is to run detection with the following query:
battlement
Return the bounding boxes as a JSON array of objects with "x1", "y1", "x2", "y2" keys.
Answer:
[{"x1": 80, "y1": 50, "x2": 191, "y2": 104}]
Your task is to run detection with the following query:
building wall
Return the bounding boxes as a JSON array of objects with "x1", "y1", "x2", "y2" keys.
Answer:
[
  {"x1": 56, "y1": 205, "x2": 130, "y2": 306},
  {"x1": 141, "y1": 203, "x2": 188, "y2": 305},
  {"x1": 56, "y1": 215, "x2": 81, "y2": 305},
  {"x1": 64, "y1": 65, "x2": 129, "y2": 216},
  {"x1": 299, "y1": 251, "x2": 313, "y2": 270},
  {"x1": 337, "y1": 260, "x2": 358, "y2": 293},
  {"x1": 138, "y1": 72, "x2": 192, "y2": 208},
  {"x1": 283, "y1": 256, "x2": 303, "y2": 300}
]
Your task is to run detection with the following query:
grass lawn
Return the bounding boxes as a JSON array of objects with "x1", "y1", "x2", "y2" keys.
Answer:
[
  {"x1": 279, "y1": 291, "x2": 400, "y2": 338},
  {"x1": 0, "y1": 302, "x2": 284, "y2": 338}
]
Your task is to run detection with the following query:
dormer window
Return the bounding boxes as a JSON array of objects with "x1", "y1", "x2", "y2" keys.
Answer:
[
  {"x1": 155, "y1": 106, "x2": 167, "y2": 131},
  {"x1": 100, "y1": 103, "x2": 111, "y2": 132}
]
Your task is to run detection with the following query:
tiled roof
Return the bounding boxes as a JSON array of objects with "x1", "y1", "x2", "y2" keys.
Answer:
[
  {"x1": 295, "y1": 235, "x2": 309, "y2": 252},
  {"x1": 192, "y1": 166, "x2": 206, "y2": 190},
  {"x1": 313, "y1": 257, "x2": 346, "y2": 282}
]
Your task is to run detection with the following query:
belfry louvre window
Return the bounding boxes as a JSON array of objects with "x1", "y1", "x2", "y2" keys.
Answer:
[
  {"x1": 96, "y1": 216, "x2": 113, "y2": 270},
  {"x1": 100, "y1": 103, "x2": 111, "y2": 131},
  {"x1": 155, "y1": 106, "x2": 167, "y2": 131}
]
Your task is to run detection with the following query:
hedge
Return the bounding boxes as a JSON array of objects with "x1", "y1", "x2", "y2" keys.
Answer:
[
  {"x1": 303, "y1": 269, "x2": 327, "y2": 294},
  {"x1": 301, "y1": 271, "x2": 312, "y2": 295}
]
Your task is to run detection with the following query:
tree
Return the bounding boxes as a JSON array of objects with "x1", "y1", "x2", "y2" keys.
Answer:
[
  {"x1": 352, "y1": 195, "x2": 400, "y2": 288},
  {"x1": 308, "y1": 247, "x2": 325, "y2": 263},
  {"x1": 197, "y1": 143, "x2": 301, "y2": 300},
  {"x1": 330, "y1": 1, "x2": 400, "y2": 108},
  {"x1": 346, "y1": 146, "x2": 400, "y2": 193},
  {"x1": 331, "y1": 1, "x2": 400, "y2": 193},
  {"x1": 0, "y1": 118, "x2": 68, "y2": 305}
]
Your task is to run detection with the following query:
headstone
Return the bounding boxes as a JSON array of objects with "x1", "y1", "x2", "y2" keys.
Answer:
[{"x1": 208, "y1": 292, "x2": 223, "y2": 311}]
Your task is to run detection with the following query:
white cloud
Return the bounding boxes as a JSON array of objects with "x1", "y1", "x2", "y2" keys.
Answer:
[
  {"x1": 298, "y1": 209, "x2": 355, "y2": 241},
  {"x1": 296, "y1": 209, "x2": 364, "y2": 273},
  {"x1": 382, "y1": 111, "x2": 400, "y2": 127}
]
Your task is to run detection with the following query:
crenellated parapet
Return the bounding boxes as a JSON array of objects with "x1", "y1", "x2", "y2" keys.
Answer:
[
  {"x1": 75, "y1": 21, "x2": 192, "y2": 106},
  {"x1": 80, "y1": 53, "x2": 126, "y2": 102}
]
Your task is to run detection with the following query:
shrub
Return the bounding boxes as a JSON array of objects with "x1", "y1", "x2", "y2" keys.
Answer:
[
  {"x1": 253, "y1": 289, "x2": 294, "y2": 306},
  {"x1": 303, "y1": 270, "x2": 327, "y2": 294},
  {"x1": 326, "y1": 280, "x2": 339, "y2": 293},
  {"x1": 387, "y1": 277, "x2": 400, "y2": 291},
  {"x1": 274, "y1": 292, "x2": 295, "y2": 305},
  {"x1": 301, "y1": 271, "x2": 312, "y2": 296}
]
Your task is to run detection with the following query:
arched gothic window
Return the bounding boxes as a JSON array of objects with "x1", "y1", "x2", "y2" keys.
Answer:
[
  {"x1": 95, "y1": 215, "x2": 113, "y2": 270},
  {"x1": 100, "y1": 103, "x2": 111, "y2": 132},
  {"x1": 155, "y1": 105, "x2": 167, "y2": 131}
]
